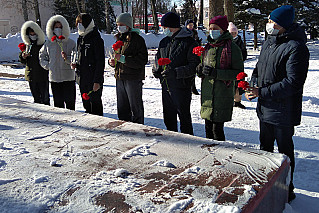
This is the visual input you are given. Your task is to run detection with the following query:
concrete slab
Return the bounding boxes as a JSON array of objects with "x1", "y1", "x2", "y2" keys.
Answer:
[{"x1": 0, "y1": 97, "x2": 289, "y2": 212}]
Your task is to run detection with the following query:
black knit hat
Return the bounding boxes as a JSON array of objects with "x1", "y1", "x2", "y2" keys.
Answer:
[
  {"x1": 161, "y1": 12, "x2": 180, "y2": 28},
  {"x1": 81, "y1": 13, "x2": 92, "y2": 28}
]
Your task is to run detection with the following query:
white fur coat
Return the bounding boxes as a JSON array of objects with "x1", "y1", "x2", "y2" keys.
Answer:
[{"x1": 21, "y1": 21, "x2": 45, "y2": 45}]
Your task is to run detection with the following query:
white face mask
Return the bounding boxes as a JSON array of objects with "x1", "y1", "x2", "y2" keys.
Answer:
[
  {"x1": 266, "y1": 23, "x2": 280, "y2": 36},
  {"x1": 209, "y1": 30, "x2": 221, "y2": 40},
  {"x1": 77, "y1": 23, "x2": 85, "y2": 33},
  {"x1": 29, "y1": 35, "x2": 37, "y2": 41},
  {"x1": 118, "y1": 26, "x2": 128, "y2": 33},
  {"x1": 53, "y1": 28, "x2": 62, "y2": 37},
  {"x1": 164, "y1": 28, "x2": 173, "y2": 37}
]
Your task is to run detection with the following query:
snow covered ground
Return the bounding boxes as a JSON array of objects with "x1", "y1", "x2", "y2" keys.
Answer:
[{"x1": 0, "y1": 32, "x2": 318, "y2": 212}]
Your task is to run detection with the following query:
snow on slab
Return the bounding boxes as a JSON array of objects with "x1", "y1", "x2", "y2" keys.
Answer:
[{"x1": 0, "y1": 96, "x2": 288, "y2": 212}]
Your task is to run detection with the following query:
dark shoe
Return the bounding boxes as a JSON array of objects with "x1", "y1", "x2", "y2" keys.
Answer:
[
  {"x1": 234, "y1": 101, "x2": 246, "y2": 109},
  {"x1": 288, "y1": 191, "x2": 296, "y2": 203}
]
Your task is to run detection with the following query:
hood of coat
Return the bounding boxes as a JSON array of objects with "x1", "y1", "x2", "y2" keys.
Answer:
[
  {"x1": 277, "y1": 23, "x2": 307, "y2": 44},
  {"x1": 21, "y1": 21, "x2": 45, "y2": 45},
  {"x1": 174, "y1": 27, "x2": 193, "y2": 39},
  {"x1": 46, "y1": 15, "x2": 70, "y2": 42}
]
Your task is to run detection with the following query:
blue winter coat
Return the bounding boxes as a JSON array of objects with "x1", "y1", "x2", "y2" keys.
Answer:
[{"x1": 252, "y1": 23, "x2": 309, "y2": 126}]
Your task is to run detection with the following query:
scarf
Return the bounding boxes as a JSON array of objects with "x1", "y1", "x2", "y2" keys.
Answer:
[{"x1": 205, "y1": 38, "x2": 232, "y2": 86}]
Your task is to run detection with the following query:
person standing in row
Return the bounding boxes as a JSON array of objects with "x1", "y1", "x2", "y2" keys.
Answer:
[
  {"x1": 109, "y1": 13, "x2": 148, "y2": 124},
  {"x1": 246, "y1": 5, "x2": 309, "y2": 202},
  {"x1": 185, "y1": 19, "x2": 201, "y2": 96},
  {"x1": 19, "y1": 21, "x2": 49, "y2": 105},
  {"x1": 198, "y1": 16, "x2": 244, "y2": 141},
  {"x1": 39, "y1": 15, "x2": 76, "y2": 110},
  {"x1": 228, "y1": 22, "x2": 248, "y2": 109},
  {"x1": 153, "y1": 12, "x2": 200, "y2": 135},
  {"x1": 72, "y1": 13, "x2": 105, "y2": 116}
]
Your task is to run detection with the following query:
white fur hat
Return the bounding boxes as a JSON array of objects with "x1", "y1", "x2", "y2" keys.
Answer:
[
  {"x1": 21, "y1": 21, "x2": 45, "y2": 45},
  {"x1": 46, "y1": 15, "x2": 70, "y2": 42}
]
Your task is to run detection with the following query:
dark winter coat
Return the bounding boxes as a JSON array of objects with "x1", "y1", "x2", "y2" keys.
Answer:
[
  {"x1": 233, "y1": 35, "x2": 247, "y2": 61},
  {"x1": 114, "y1": 30, "x2": 148, "y2": 80},
  {"x1": 200, "y1": 32, "x2": 244, "y2": 122},
  {"x1": 252, "y1": 23, "x2": 309, "y2": 126},
  {"x1": 77, "y1": 27, "x2": 105, "y2": 86},
  {"x1": 19, "y1": 43, "x2": 48, "y2": 82},
  {"x1": 154, "y1": 27, "x2": 200, "y2": 88}
]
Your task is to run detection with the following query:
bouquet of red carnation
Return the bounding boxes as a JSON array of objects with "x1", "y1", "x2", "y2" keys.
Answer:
[
  {"x1": 238, "y1": 81, "x2": 250, "y2": 90},
  {"x1": 158, "y1": 58, "x2": 172, "y2": 92},
  {"x1": 18, "y1": 43, "x2": 26, "y2": 52},
  {"x1": 236, "y1": 72, "x2": 248, "y2": 81},
  {"x1": 193, "y1": 46, "x2": 205, "y2": 64},
  {"x1": 112, "y1": 40, "x2": 124, "y2": 52},
  {"x1": 82, "y1": 90, "x2": 93, "y2": 101}
]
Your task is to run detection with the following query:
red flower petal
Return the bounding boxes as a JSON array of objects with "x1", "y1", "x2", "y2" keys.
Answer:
[
  {"x1": 51, "y1": 36, "x2": 57, "y2": 42},
  {"x1": 236, "y1": 72, "x2": 248, "y2": 80},
  {"x1": 18, "y1": 43, "x2": 26, "y2": 51},
  {"x1": 82, "y1": 93, "x2": 90, "y2": 100},
  {"x1": 238, "y1": 81, "x2": 250, "y2": 90},
  {"x1": 58, "y1": 35, "x2": 65, "y2": 40}
]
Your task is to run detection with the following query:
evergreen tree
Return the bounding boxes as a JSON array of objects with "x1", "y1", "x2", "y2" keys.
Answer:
[
  {"x1": 105, "y1": 0, "x2": 117, "y2": 34},
  {"x1": 86, "y1": 0, "x2": 106, "y2": 31},
  {"x1": 54, "y1": 0, "x2": 78, "y2": 28}
]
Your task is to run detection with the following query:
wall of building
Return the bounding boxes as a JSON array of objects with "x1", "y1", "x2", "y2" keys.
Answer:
[{"x1": 0, "y1": 0, "x2": 54, "y2": 37}]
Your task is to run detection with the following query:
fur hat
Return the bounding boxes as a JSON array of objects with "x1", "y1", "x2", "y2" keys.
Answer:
[
  {"x1": 21, "y1": 21, "x2": 45, "y2": 45},
  {"x1": 46, "y1": 15, "x2": 70, "y2": 42},
  {"x1": 209, "y1": 15, "x2": 229, "y2": 32},
  {"x1": 269, "y1": 5, "x2": 295, "y2": 29},
  {"x1": 116, "y1": 13, "x2": 133, "y2": 29},
  {"x1": 161, "y1": 12, "x2": 180, "y2": 28}
]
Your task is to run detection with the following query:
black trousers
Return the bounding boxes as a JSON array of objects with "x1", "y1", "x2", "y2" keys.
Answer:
[
  {"x1": 259, "y1": 121, "x2": 295, "y2": 192},
  {"x1": 29, "y1": 81, "x2": 50, "y2": 105},
  {"x1": 205, "y1": 120, "x2": 225, "y2": 141},
  {"x1": 116, "y1": 79, "x2": 144, "y2": 124},
  {"x1": 51, "y1": 81, "x2": 76, "y2": 110},
  {"x1": 80, "y1": 84, "x2": 103, "y2": 116},
  {"x1": 162, "y1": 86, "x2": 193, "y2": 135}
]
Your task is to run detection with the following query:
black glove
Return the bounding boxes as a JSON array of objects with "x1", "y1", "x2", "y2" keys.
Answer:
[
  {"x1": 203, "y1": 66, "x2": 217, "y2": 79},
  {"x1": 161, "y1": 69, "x2": 171, "y2": 78},
  {"x1": 175, "y1": 67, "x2": 184, "y2": 79},
  {"x1": 196, "y1": 64, "x2": 204, "y2": 78},
  {"x1": 152, "y1": 69, "x2": 161, "y2": 78}
]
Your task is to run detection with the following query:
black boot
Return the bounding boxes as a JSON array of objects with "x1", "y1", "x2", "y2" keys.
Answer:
[{"x1": 234, "y1": 101, "x2": 246, "y2": 109}]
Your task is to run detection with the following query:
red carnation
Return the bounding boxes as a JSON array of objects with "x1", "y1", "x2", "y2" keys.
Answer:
[
  {"x1": 193, "y1": 46, "x2": 205, "y2": 56},
  {"x1": 18, "y1": 43, "x2": 26, "y2": 51},
  {"x1": 158, "y1": 58, "x2": 171, "y2": 66},
  {"x1": 82, "y1": 93, "x2": 90, "y2": 100},
  {"x1": 82, "y1": 90, "x2": 93, "y2": 101},
  {"x1": 51, "y1": 35, "x2": 57, "y2": 42},
  {"x1": 112, "y1": 40, "x2": 124, "y2": 51},
  {"x1": 236, "y1": 72, "x2": 248, "y2": 81},
  {"x1": 238, "y1": 81, "x2": 250, "y2": 90},
  {"x1": 58, "y1": 35, "x2": 65, "y2": 40}
]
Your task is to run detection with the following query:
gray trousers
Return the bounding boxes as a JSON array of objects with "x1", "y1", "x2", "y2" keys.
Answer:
[{"x1": 116, "y1": 79, "x2": 144, "y2": 124}]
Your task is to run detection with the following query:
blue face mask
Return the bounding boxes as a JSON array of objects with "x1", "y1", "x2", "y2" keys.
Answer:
[
  {"x1": 164, "y1": 28, "x2": 173, "y2": 37},
  {"x1": 210, "y1": 30, "x2": 221, "y2": 40}
]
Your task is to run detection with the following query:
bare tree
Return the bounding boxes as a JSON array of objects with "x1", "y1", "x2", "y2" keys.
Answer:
[
  {"x1": 198, "y1": 0, "x2": 203, "y2": 26},
  {"x1": 32, "y1": 0, "x2": 41, "y2": 27},
  {"x1": 81, "y1": 0, "x2": 86, "y2": 12},
  {"x1": 120, "y1": 0, "x2": 124, "y2": 13},
  {"x1": 209, "y1": 0, "x2": 224, "y2": 19},
  {"x1": 144, "y1": 0, "x2": 148, "y2": 33},
  {"x1": 75, "y1": 0, "x2": 81, "y2": 14},
  {"x1": 224, "y1": 0, "x2": 234, "y2": 22},
  {"x1": 150, "y1": 0, "x2": 159, "y2": 32},
  {"x1": 22, "y1": 0, "x2": 28, "y2": 21}
]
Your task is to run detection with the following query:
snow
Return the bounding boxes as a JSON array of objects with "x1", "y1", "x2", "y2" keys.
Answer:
[{"x1": 0, "y1": 32, "x2": 319, "y2": 212}]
